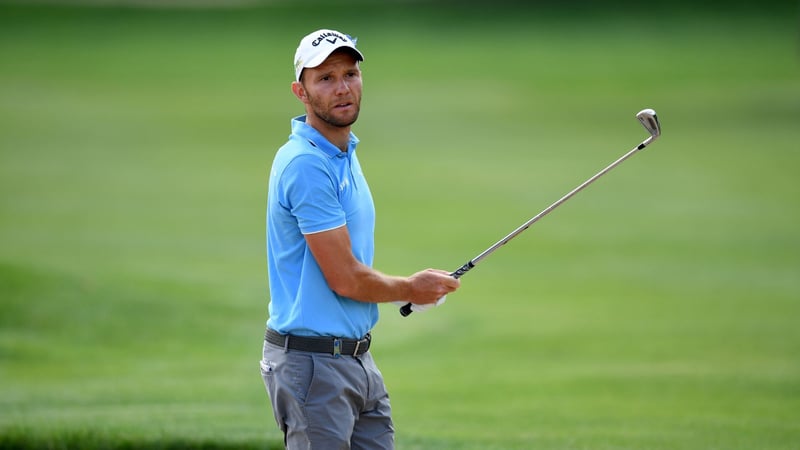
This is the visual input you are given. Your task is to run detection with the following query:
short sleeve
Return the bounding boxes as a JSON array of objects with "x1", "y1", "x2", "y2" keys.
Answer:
[{"x1": 278, "y1": 154, "x2": 346, "y2": 234}]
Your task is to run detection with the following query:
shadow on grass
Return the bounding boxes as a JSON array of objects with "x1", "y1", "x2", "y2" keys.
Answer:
[{"x1": 0, "y1": 428, "x2": 284, "y2": 450}]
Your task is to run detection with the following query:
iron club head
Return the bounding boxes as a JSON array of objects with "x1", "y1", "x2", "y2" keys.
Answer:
[{"x1": 636, "y1": 108, "x2": 661, "y2": 139}]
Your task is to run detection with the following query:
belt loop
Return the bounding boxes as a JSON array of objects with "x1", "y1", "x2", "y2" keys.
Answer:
[
  {"x1": 283, "y1": 334, "x2": 290, "y2": 353},
  {"x1": 353, "y1": 340, "x2": 361, "y2": 356},
  {"x1": 333, "y1": 338, "x2": 342, "y2": 358}
]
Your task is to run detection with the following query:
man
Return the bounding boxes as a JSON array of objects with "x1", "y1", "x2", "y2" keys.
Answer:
[{"x1": 260, "y1": 29, "x2": 461, "y2": 449}]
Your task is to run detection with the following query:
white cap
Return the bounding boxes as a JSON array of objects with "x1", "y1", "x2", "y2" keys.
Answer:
[{"x1": 293, "y1": 29, "x2": 364, "y2": 81}]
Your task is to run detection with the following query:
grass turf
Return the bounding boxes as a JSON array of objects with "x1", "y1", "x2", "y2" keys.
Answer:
[{"x1": 1, "y1": 2, "x2": 798, "y2": 449}]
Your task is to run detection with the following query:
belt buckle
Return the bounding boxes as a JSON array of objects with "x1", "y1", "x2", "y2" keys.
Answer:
[{"x1": 353, "y1": 334, "x2": 370, "y2": 356}]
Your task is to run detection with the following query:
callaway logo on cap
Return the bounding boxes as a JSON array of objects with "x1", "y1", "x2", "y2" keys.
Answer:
[{"x1": 294, "y1": 29, "x2": 365, "y2": 81}]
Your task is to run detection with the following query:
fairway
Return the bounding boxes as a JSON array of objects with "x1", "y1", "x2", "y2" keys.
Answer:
[{"x1": 1, "y1": 2, "x2": 798, "y2": 449}]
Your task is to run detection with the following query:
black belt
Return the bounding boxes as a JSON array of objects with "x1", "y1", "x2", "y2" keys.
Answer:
[{"x1": 265, "y1": 328, "x2": 371, "y2": 357}]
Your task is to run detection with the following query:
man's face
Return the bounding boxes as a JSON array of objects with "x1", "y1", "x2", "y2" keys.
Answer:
[{"x1": 298, "y1": 50, "x2": 362, "y2": 128}]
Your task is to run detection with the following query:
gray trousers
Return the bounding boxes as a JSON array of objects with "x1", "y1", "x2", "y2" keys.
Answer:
[{"x1": 260, "y1": 340, "x2": 394, "y2": 449}]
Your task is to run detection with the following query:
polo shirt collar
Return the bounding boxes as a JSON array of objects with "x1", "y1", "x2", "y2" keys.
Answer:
[{"x1": 291, "y1": 115, "x2": 359, "y2": 157}]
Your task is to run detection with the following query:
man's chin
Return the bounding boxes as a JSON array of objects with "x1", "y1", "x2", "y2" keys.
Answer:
[
  {"x1": 330, "y1": 113, "x2": 360, "y2": 128},
  {"x1": 311, "y1": 106, "x2": 360, "y2": 128}
]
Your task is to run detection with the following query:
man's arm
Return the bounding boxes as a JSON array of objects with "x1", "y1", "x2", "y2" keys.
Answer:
[{"x1": 304, "y1": 225, "x2": 459, "y2": 304}]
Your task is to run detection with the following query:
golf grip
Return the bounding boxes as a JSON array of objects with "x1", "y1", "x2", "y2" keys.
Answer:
[{"x1": 398, "y1": 261, "x2": 474, "y2": 317}]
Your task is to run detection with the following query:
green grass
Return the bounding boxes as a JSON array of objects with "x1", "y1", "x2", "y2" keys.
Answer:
[{"x1": 1, "y1": 2, "x2": 799, "y2": 449}]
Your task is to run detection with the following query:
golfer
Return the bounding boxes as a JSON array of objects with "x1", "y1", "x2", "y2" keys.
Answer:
[{"x1": 260, "y1": 29, "x2": 461, "y2": 449}]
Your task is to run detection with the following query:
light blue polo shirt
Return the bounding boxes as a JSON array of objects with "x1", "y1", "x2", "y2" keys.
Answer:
[{"x1": 266, "y1": 115, "x2": 377, "y2": 339}]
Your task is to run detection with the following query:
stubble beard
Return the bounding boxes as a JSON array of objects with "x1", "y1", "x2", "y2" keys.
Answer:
[{"x1": 308, "y1": 94, "x2": 360, "y2": 128}]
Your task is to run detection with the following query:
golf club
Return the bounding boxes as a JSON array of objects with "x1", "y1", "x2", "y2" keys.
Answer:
[{"x1": 400, "y1": 108, "x2": 661, "y2": 317}]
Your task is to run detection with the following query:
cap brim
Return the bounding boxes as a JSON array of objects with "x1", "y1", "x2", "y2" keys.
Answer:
[{"x1": 305, "y1": 46, "x2": 364, "y2": 71}]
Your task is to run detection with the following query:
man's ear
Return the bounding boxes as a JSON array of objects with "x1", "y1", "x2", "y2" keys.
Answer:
[{"x1": 291, "y1": 81, "x2": 308, "y2": 103}]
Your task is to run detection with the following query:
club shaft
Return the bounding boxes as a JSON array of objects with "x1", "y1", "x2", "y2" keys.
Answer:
[
  {"x1": 468, "y1": 135, "x2": 655, "y2": 269},
  {"x1": 399, "y1": 135, "x2": 655, "y2": 317}
]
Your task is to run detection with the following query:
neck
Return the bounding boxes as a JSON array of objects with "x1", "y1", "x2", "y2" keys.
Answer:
[{"x1": 306, "y1": 114, "x2": 351, "y2": 152}]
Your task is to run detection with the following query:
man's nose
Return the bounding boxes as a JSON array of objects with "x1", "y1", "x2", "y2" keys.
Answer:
[{"x1": 335, "y1": 79, "x2": 351, "y2": 94}]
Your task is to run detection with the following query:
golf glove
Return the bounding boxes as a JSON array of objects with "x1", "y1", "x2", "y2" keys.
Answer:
[{"x1": 392, "y1": 296, "x2": 447, "y2": 313}]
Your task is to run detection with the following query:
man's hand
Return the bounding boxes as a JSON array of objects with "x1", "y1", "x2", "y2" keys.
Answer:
[{"x1": 406, "y1": 269, "x2": 460, "y2": 304}]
